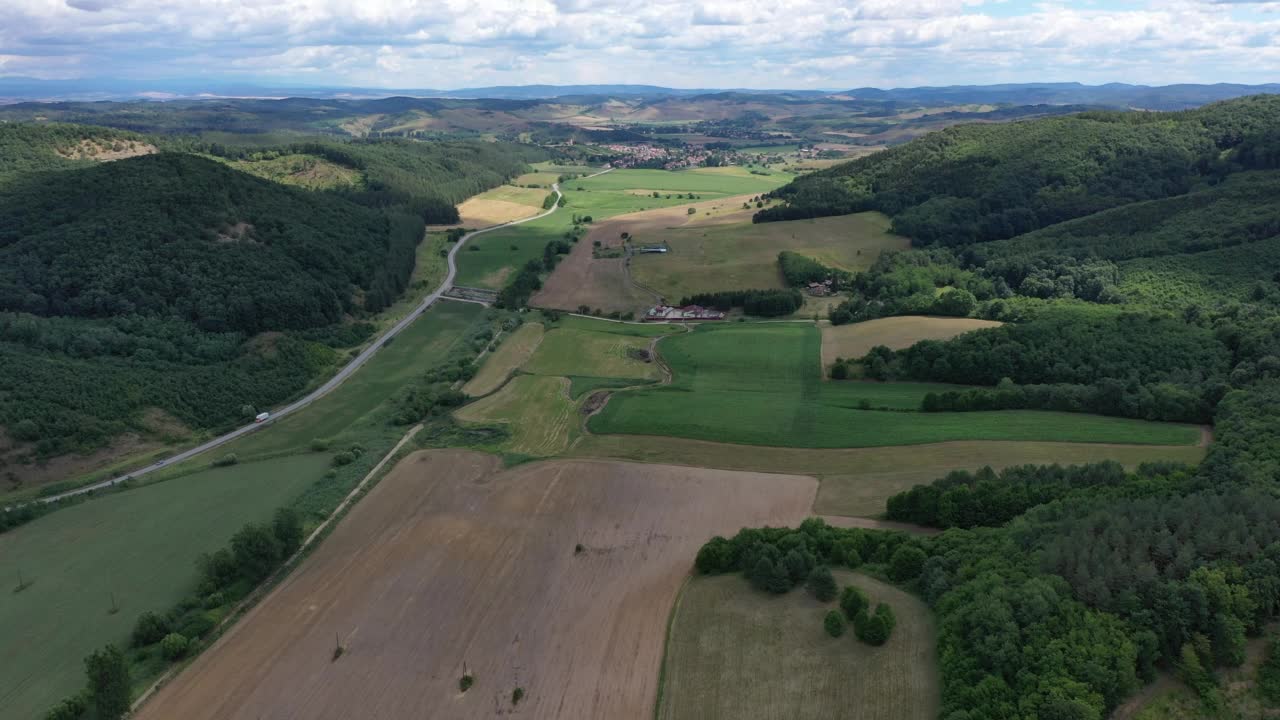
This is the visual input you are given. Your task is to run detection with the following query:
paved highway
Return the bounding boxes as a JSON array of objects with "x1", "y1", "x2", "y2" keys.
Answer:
[{"x1": 36, "y1": 170, "x2": 607, "y2": 505}]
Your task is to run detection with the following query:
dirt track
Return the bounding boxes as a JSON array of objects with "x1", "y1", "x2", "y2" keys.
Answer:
[
  {"x1": 136, "y1": 450, "x2": 816, "y2": 720},
  {"x1": 532, "y1": 195, "x2": 757, "y2": 314}
]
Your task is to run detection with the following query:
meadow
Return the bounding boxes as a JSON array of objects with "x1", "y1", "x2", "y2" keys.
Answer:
[
  {"x1": 523, "y1": 326, "x2": 662, "y2": 382},
  {"x1": 590, "y1": 323, "x2": 1202, "y2": 449},
  {"x1": 0, "y1": 454, "x2": 331, "y2": 720},
  {"x1": 629, "y1": 212, "x2": 908, "y2": 301},
  {"x1": 656, "y1": 570, "x2": 939, "y2": 720},
  {"x1": 435, "y1": 184, "x2": 549, "y2": 229},
  {"x1": 454, "y1": 375, "x2": 578, "y2": 456}
]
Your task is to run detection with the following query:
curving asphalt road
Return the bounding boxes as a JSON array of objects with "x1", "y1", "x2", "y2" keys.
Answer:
[{"x1": 34, "y1": 170, "x2": 608, "y2": 506}]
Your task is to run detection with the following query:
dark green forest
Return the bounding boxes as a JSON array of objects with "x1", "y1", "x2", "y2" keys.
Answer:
[
  {"x1": 0, "y1": 124, "x2": 540, "y2": 464},
  {"x1": 718, "y1": 92, "x2": 1280, "y2": 718}
]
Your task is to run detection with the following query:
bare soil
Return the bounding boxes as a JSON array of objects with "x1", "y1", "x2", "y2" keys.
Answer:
[
  {"x1": 135, "y1": 450, "x2": 816, "y2": 720},
  {"x1": 531, "y1": 195, "x2": 759, "y2": 314}
]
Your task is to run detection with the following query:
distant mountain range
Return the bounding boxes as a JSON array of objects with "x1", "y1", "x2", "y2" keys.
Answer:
[{"x1": 2, "y1": 78, "x2": 1277, "y2": 109}]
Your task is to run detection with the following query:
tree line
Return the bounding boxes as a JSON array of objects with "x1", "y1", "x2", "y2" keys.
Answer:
[{"x1": 678, "y1": 288, "x2": 803, "y2": 317}]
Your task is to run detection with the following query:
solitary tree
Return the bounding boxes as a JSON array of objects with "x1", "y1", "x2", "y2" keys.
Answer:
[{"x1": 84, "y1": 645, "x2": 131, "y2": 720}]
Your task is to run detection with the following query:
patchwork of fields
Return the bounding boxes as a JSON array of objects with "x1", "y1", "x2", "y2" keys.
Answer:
[
  {"x1": 455, "y1": 167, "x2": 794, "y2": 292},
  {"x1": 657, "y1": 571, "x2": 938, "y2": 720},
  {"x1": 134, "y1": 450, "x2": 817, "y2": 720},
  {"x1": 590, "y1": 323, "x2": 1201, "y2": 448}
]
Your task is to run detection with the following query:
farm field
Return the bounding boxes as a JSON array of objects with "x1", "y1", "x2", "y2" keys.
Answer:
[
  {"x1": 571, "y1": 435, "x2": 1207, "y2": 517},
  {"x1": 0, "y1": 454, "x2": 332, "y2": 720},
  {"x1": 134, "y1": 450, "x2": 817, "y2": 720},
  {"x1": 454, "y1": 375, "x2": 578, "y2": 456},
  {"x1": 523, "y1": 325, "x2": 664, "y2": 382},
  {"x1": 574, "y1": 167, "x2": 791, "y2": 195},
  {"x1": 656, "y1": 570, "x2": 938, "y2": 720},
  {"x1": 590, "y1": 323, "x2": 1202, "y2": 449},
  {"x1": 429, "y1": 184, "x2": 549, "y2": 229},
  {"x1": 531, "y1": 193, "x2": 773, "y2": 313},
  {"x1": 821, "y1": 316, "x2": 1005, "y2": 366},
  {"x1": 226, "y1": 301, "x2": 484, "y2": 459},
  {"x1": 629, "y1": 212, "x2": 908, "y2": 302},
  {"x1": 462, "y1": 321, "x2": 545, "y2": 397}
]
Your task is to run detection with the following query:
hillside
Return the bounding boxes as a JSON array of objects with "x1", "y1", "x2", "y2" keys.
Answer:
[
  {"x1": 756, "y1": 94, "x2": 1280, "y2": 243},
  {"x1": 0, "y1": 123, "x2": 156, "y2": 186},
  {"x1": 0, "y1": 153, "x2": 422, "y2": 331}
]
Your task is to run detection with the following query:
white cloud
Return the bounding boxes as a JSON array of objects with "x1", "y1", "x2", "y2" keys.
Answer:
[{"x1": 0, "y1": 0, "x2": 1272, "y2": 87}]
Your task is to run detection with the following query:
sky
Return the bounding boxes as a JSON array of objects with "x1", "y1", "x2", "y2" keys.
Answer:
[{"x1": 0, "y1": 0, "x2": 1278, "y2": 91}]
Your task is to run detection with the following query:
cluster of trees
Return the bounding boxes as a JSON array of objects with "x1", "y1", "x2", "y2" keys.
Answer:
[
  {"x1": 885, "y1": 460, "x2": 1165, "y2": 529},
  {"x1": 864, "y1": 308, "x2": 1231, "y2": 423},
  {"x1": 393, "y1": 312, "x2": 520, "y2": 424},
  {"x1": 678, "y1": 288, "x2": 803, "y2": 317},
  {"x1": 45, "y1": 508, "x2": 305, "y2": 719},
  {"x1": 776, "y1": 251, "x2": 850, "y2": 287}
]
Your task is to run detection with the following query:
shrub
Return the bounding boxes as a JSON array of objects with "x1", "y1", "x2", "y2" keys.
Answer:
[
  {"x1": 331, "y1": 451, "x2": 355, "y2": 467},
  {"x1": 84, "y1": 645, "x2": 130, "y2": 720},
  {"x1": 806, "y1": 567, "x2": 838, "y2": 602},
  {"x1": 824, "y1": 610, "x2": 846, "y2": 638},
  {"x1": 272, "y1": 507, "x2": 305, "y2": 556},
  {"x1": 854, "y1": 604, "x2": 895, "y2": 646},
  {"x1": 309, "y1": 438, "x2": 331, "y2": 452},
  {"x1": 211, "y1": 453, "x2": 238, "y2": 467},
  {"x1": 459, "y1": 673, "x2": 475, "y2": 692},
  {"x1": 695, "y1": 536, "x2": 734, "y2": 574},
  {"x1": 512, "y1": 687, "x2": 525, "y2": 705},
  {"x1": 840, "y1": 586, "x2": 869, "y2": 620},
  {"x1": 160, "y1": 633, "x2": 190, "y2": 660},
  {"x1": 131, "y1": 611, "x2": 171, "y2": 647}
]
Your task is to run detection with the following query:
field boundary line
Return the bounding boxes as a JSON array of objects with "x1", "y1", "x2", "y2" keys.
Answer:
[
  {"x1": 652, "y1": 574, "x2": 692, "y2": 720},
  {"x1": 130, "y1": 423, "x2": 423, "y2": 713}
]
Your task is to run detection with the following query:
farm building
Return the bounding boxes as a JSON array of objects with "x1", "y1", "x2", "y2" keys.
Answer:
[
  {"x1": 806, "y1": 279, "x2": 835, "y2": 296},
  {"x1": 638, "y1": 245, "x2": 669, "y2": 254},
  {"x1": 644, "y1": 305, "x2": 726, "y2": 322}
]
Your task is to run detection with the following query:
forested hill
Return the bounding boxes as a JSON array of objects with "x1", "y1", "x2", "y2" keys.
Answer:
[
  {"x1": 755, "y1": 94, "x2": 1280, "y2": 243},
  {"x1": 0, "y1": 122, "x2": 156, "y2": 186},
  {"x1": 0, "y1": 152, "x2": 421, "y2": 332}
]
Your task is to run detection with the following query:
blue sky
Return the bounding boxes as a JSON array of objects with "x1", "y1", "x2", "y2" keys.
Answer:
[{"x1": 0, "y1": 0, "x2": 1277, "y2": 90}]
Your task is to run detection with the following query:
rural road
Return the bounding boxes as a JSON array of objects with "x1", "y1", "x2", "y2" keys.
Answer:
[{"x1": 33, "y1": 169, "x2": 609, "y2": 506}]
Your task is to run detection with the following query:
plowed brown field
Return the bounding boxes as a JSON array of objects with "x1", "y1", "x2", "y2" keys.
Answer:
[{"x1": 136, "y1": 450, "x2": 816, "y2": 720}]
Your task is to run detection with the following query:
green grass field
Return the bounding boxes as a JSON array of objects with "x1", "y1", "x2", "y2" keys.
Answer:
[
  {"x1": 630, "y1": 212, "x2": 908, "y2": 300},
  {"x1": 574, "y1": 168, "x2": 791, "y2": 195},
  {"x1": 523, "y1": 327, "x2": 661, "y2": 382},
  {"x1": 0, "y1": 454, "x2": 331, "y2": 720},
  {"x1": 463, "y1": 322, "x2": 546, "y2": 397},
  {"x1": 657, "y1": 570, "x2": 939, "y2": 720},
  {"x1": 590, "y1": 324, "x2": 1201, "y2": 449}
]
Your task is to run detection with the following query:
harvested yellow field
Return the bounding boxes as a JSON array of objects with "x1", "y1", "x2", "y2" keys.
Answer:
[
  {"x1": 821, "y1": 316, "x2": 1005, "y2": 366},
  {"x1": 462, "y1": 322, "x2": 545, "y2": 397},
  {"x1": 429, "y1": 185, "x2": 549, "y2": 230},
  {"x1": 657, "y1": 570, "x2": 938, "y2": 720},
  {"x1": 571, "y1": 434, "x2": 1207, "y2": 518},
  {"x1": 136, "y1": 450, "x2": 817, "y2": 720},
  {"x1": 454, "y1": 375, "x2": 576, "y2": 455}
]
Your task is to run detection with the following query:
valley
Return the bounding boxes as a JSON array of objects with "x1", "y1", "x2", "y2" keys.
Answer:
[{"x1": 3, "y1": 83, "x2": 1280, "y2": 720}]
